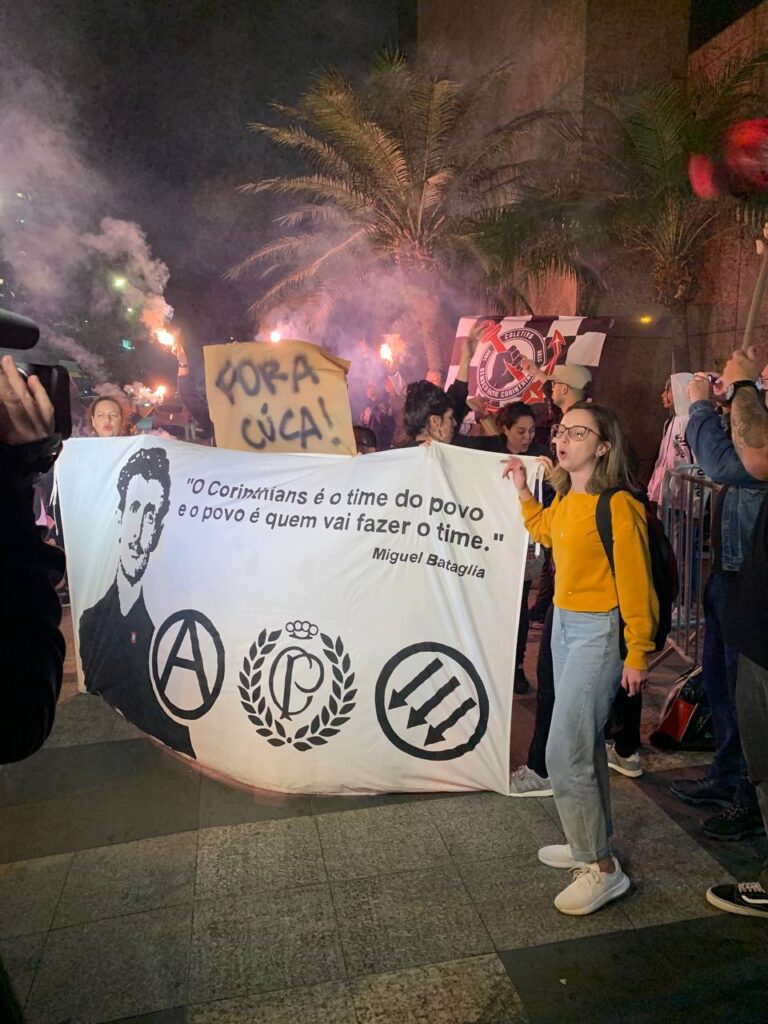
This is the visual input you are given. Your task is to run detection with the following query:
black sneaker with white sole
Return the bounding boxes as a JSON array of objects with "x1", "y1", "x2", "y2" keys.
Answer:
[{"x1": 706, "y1": 881, "x2": 768, "y2": 918}]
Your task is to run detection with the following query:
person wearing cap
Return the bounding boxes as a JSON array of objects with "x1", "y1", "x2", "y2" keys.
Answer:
[{"x1": 520, "y1": 358, "x2": 592, "y2": 414}]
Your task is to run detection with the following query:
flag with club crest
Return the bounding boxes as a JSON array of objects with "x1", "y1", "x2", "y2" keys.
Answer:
[{"x1": 444, "y1": 315, "x2": 613, "y2": 405}]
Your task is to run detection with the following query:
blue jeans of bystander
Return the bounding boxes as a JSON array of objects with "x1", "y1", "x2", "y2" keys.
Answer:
[{"x1": 547, "y1": 607, "x2": 624, "y2": 863}]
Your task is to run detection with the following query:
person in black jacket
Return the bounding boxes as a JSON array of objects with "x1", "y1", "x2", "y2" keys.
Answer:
[{"x1": 0, "y1": 354, "x2": 65, "y2": 765}]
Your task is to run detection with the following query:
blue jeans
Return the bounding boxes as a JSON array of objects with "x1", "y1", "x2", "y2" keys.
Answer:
[
  {"x1": 547, "y1": 607, "x2": 624, "y2": 863},
  {"x1": 701, "y1": 573, "x2": 757, "y2": 807}
]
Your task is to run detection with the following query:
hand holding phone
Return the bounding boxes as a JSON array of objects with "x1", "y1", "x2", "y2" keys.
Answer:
[{"x1": 0, "y1": 355, "x2": 56, "y2": 445}]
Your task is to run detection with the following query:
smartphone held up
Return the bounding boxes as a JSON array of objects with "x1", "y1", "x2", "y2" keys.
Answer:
[{"x1": 0, "y1": 309, "x2": 72, "y2": 439}]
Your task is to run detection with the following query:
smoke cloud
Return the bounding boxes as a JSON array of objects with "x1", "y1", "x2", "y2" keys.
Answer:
[{"x1": 0, "y1": 58, "x2": 172, "y2": 380}]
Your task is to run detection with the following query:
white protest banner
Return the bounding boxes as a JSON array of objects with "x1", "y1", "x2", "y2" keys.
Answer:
[
  {"x1": 203, "y1": 339, "x2": 356, "y2": 455},
  {"x1": 56, "y1": 438, "x2": 537, "y2": 796},
  {"x1": 445, "y1": 315, "x2": 613, "y2": 403}
]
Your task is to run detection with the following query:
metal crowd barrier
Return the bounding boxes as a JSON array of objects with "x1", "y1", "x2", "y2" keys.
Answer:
[{"x1": 651, "y1": 465, "x2": 718, "y2": 671}]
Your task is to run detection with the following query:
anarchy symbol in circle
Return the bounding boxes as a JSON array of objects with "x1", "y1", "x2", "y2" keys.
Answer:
[{"x1": 151, "y1": 610, "x2": 225, "y2": 721}]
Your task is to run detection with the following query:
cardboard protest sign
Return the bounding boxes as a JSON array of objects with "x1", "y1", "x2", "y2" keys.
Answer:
[
  {"x1": 56, "y1": 438, "x2": 539, "y2": 796},
  {"x1": 203, "y1": 339, "x2": 356, "y2": 455}
]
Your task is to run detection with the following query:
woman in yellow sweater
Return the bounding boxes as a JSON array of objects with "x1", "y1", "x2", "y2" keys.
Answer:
[{"x1": 504, "y1": 401, "x2": 658, "y2": 916}]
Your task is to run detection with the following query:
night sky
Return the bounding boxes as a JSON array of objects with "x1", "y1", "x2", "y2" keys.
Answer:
[
  {"x1": 1, "y1": 0, "x2": 411, "y2": 348},
  {"x1": 0, "y1": 1, "x2": 751, "y2": 355}
]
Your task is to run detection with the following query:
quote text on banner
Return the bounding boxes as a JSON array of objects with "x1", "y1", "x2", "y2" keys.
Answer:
[{"x1": 56, "y1": 438, "x2": 537, "y2": 795}]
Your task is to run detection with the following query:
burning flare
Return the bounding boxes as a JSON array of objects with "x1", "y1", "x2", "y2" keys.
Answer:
[
  {"x1": 379, "y1": 342, "x2": 393, "y2": 364},
  {"x1": 155, "y1": 328, "x2": 174, "y2": 347},
  {"x1": 269, "y1": 329, "x2": 282, "y2": 343}
]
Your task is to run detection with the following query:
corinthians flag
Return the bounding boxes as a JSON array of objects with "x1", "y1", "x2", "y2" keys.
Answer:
[{"x1": 445, "y1": 315, "x2": 613, "y2": 405}]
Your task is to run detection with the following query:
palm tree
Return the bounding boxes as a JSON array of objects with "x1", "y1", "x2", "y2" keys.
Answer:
[
  {"x1": 489, "y1": 52, "x2": 768, "y2": 371},
  {"x1": 229, "y1": 53, "x2": 566, "y2": 375},
  {"x1": 589, "y1": 54, "x2": 768, "y2": 370}
]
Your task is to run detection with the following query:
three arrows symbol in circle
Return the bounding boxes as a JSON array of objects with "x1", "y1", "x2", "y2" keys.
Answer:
[{"x1": 388, "y1": 656, "x2": 476, "y2": 746}]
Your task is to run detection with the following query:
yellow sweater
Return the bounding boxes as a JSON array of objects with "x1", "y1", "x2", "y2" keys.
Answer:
[{"x1": 522, "y1": 490, "x2": 659, "y2": 671}]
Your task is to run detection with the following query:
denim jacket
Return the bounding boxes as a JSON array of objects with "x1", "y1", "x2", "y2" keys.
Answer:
[{"x1": 686, "y1": 400, "x2": 768, "y2": 571}]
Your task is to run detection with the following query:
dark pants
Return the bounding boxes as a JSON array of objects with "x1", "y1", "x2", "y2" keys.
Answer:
[
  {"x1": 735, "y1": 656, "x2": 768, "y2": 890},
  {"x1": 527, "y1": 605, "x2": 642, "y2": 778},
  {"x1": 701, "y1": 573, "x2": 756, "y2": 807},
  {"x1": 530, "y1": 549, "x2": 554, "y2": 619},
  {"x1": 516, "y1": 580, "x2": 532, "y2": 670}
]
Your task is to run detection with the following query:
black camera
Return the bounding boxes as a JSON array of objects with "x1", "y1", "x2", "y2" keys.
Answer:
[{"x1": 0, "y1": 309, "x2": 72, "y2": 439}]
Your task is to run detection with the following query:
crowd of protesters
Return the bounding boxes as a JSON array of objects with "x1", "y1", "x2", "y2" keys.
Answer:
[{"x1": 4, "y1": 318, "x2": 768, "y2": 924}]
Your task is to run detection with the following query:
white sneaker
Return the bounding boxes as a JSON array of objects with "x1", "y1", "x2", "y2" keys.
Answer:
[
  {"x1": 508, "y1": 765, "x2": 553, "y2": 798},
  {"x1": 538, "y1": 844, "x2": 586, "y2": 869},
  {"x1": 606, "y1": 745, "x2": 643, "y2": 778},
  {"x1": 554, "y1": 858, "x2": 630, "y2": 915}
]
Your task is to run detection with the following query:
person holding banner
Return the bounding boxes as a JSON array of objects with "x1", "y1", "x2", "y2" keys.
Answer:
[
  {"x1": 88, "y1": 395, "x2": 130, "y2": 438},
  {"x1": 504, "y1": 402, "x2": 657, "y2": 915},
  {"x1": 401, "y1": 329, "x2": 481, "y2": 444},
  {"x1": 458, "y1": 402, "x2": 551, "y2": 693}
]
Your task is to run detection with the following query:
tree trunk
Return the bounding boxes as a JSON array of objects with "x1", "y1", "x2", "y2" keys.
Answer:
[
  {"x1": 668, "y1": 304, "x2": 692, "y2": 374},
  {"x1": 408, "y1": 287, "x2": 446, "y2": 379}
]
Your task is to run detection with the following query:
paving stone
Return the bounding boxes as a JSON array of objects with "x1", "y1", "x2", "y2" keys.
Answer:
[
  {"x1": 44, "y1": 693, "x2": 119, "y2": 749},
  {"x1": 0, "y1": 931, "x2": 46, "y2": 1007},
  {"x1": 606, "y1": 777, "x2": 685, "y2": 842},
  {"x1": 0, "y1": 738, "x2": 199, "y2": 809},
  {"x1": 0, "y1": 855, "x2": 72, "y2": 939},
  {"x1": 198, "y1": 775, "x2": 312, "y2": 829},
  {"x1": 188, "y1": 885, "x2": 345, "y2": 1004},
  {"x1": 425, "y1": 792, "x2": 562, "y2": 863},
  {"x1": 24, "y1": 905, "x2": 192, "y2": 1024},
  {"x1": 310, "y1": 792, "x2": 454, "y2": 816},
  {"x1": 457, "y1": 850, "x2": 635, "y2": 950},
  {"x1": 500, "y1": 915, "x2": 768, "y2": 1024},
  {"x1": 316, "y1": 804, "x2": 452, "y2": 881},
  {"x1": 196, "y1": 818, "x2": 326, "y2": 901},
  {"x1": 351, "y1": 954, "x2": 527, "y2": 1023},
  {"x1": 0, "y1": 774, "x2": 201, "y2": 863},
  {"x1": 613, "y1": 833, "x2": 733, "y2": 930},
  {"x1": 332, "y1": 865, "x2": 493, "y2": 978},
  {"x1": 54, "y1": 833, "x2": 198, "y2": 927},
  {"x1": 188, "y1": 980, "x2": 356, "y2": 1023}
]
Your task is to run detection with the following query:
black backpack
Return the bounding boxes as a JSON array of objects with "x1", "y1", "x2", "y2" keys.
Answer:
[{"x1": 596, "y1": 488, "x2": 678, "y2": 658}]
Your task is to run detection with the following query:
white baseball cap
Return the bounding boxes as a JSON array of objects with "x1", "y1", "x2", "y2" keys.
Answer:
[{"x1": 546, "y1": 365, "x2": 592, "y2": 390}]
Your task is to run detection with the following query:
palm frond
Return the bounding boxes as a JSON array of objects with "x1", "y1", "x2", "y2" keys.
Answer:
[{"x1": 248, "y1": 124, "x2": 355, "y2": 180}]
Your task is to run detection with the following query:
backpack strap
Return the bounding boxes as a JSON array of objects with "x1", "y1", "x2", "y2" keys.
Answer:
[{"x1": 595, "y1": 487, "x2": 627, "y2": 577}]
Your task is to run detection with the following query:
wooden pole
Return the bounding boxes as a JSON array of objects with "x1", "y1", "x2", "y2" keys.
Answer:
[{"x1": 741, "y1": 227, "x2": 768, "y2": 353}]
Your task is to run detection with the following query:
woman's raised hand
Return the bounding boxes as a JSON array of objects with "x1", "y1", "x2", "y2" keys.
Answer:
[{"x1": 502, "y1": 456, "x2": 529, "y2": 491}]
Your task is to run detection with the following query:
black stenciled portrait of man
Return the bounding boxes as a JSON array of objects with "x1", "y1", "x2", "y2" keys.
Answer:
[{"x1": 78, "y1": 447, "x2": 196, "y2": 758}]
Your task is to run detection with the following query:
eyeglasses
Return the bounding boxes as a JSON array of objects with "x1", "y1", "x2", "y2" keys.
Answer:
[{"x1": 550, "y1": 424, "x2": 601, "y2": 442}]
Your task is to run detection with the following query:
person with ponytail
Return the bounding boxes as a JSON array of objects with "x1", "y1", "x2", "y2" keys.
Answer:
[{"x1": 503, "y1": 401, "x2": 658, "y2": 916}]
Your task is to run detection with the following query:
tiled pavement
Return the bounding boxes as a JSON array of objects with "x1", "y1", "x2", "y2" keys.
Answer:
[{"x1": 1, "y1": 615, "x2": 767, "y2": 1023}]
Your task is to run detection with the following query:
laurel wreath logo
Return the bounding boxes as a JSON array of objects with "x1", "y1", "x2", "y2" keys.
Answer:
[{"x1": 239, "y1": 628, "x2": 356, "y2": 750}]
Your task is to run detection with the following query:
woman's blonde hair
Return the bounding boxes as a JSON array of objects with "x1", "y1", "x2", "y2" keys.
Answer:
[{"x1": 547, "y1": 401, "x2": 637, "y2": 496}]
